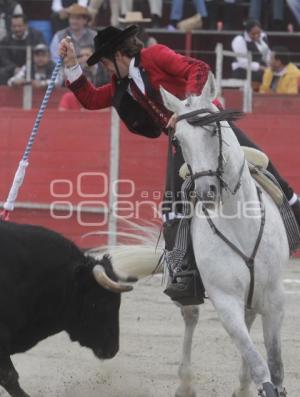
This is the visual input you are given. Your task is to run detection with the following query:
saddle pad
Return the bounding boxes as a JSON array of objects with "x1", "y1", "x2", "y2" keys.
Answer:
[
  {"x1": 250, "y1": 165, "x2": 300, "y2": 254},
  {"x1": 242, "y1": 147, "x2": 269, "y2": 169},
  {"x1": 248, "y1": 163, "x2": 284, "y2": 206}
]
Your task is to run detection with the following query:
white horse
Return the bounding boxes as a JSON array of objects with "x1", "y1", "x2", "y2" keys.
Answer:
[
  {"x1": 158, "y1": 73, "x2": 289, "y2": 397},
  {"x1": 103, "y1": 74, "x2": 290, "y2": 397}
]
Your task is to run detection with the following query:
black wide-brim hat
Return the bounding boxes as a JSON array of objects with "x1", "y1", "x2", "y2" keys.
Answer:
[{"x1": 87, "y1": 25, "x2": 138, "y2": 66}]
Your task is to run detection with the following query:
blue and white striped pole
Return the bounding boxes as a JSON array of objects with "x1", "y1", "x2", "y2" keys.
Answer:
[{"x1": 1, "y1": 57, "x2": 63, "y2": 220}]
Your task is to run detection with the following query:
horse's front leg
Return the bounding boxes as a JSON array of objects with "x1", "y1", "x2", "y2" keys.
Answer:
[
  {"x1": 211, "y1": 293, "x2": 278, "y2": 397},
  {"x1": 232, "y1": 310, "x2": 257, "y2": 397},
  {"x1": 175, "y1": 305, "x2": 199, "y2": 397},
  {"x1": 261, "y1": 291, "x2": 286, "y2": 397}
]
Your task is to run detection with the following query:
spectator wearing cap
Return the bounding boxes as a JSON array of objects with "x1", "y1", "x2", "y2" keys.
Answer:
[
  {"x1": 118, "y1": 12, "x2": 157, "y2": 47},
  {"x1": 50, "y1": 4, "x2": 96, "y2": 63},
  {"x1": 260, "y1": 46, "x2": 300, "y2": 94},
  {"x1": 8, "y1": 43, "x2": 63, "y2": 87},
  {"x1": 0, "y1": 0, "x2": 23, "y2": 40},
  {"x1": 231, "y1": 19, "x2": 271, "y2": 88},
  {"x1": 0, "y1": 14, "x2": 45, "y2": 84}
]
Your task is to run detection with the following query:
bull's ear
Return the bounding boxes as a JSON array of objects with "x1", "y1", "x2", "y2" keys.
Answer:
[
  {"x1": 200, "y1": 72, "x2": 217, "y2": 102},
  {"x1": 160, "y1": 86, "x2": 183, "y2": 114}
]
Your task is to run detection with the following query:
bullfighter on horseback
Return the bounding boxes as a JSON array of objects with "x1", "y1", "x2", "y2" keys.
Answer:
[{"x1": 59, "y1": 25, "x2": 300, "y2": 305}]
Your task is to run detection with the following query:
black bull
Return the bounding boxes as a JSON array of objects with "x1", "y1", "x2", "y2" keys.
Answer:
[{"x1": 0, "y1": 221, "x2": 129, "y2": 397}]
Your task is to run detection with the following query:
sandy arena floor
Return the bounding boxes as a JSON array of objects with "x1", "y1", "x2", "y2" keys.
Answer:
[{"x1": 1, "y1": 260, "x2": 300, "y2": 397}]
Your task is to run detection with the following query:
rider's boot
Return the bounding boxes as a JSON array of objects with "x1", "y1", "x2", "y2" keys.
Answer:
[{"x1": 163, "y1": 218, "x2": 205, "y2": 306}]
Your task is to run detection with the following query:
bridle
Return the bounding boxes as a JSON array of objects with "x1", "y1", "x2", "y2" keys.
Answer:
[
  {"x1": 176, "y1": 108, "x2": 245, "y2": 198},
  {"x1": 175, "y1": 107, "x2": 265, "y2": 310}
]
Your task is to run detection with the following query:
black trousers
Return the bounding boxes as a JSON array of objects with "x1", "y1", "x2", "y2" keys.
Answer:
[{"x1": 163, "y1": 122, "x2": 294, "y2": 215}]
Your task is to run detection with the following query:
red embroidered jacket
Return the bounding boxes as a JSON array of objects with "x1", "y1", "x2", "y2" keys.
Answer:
[{"x1": 68, "y1": 44, "x2": 211, "y2": 138}]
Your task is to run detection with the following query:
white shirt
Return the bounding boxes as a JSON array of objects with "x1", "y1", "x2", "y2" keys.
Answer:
[
  {"x1": 64, "y1": 56, "x2": 146, "y2": 98},
  {"x1": 128, "y1": 57, "x2": 145, "y2": 95},
  {"x1": 231, "y1": 31, "x2": 271, "y2": 72}
]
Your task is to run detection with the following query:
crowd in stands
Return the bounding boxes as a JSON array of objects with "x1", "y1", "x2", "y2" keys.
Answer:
[
  {"x1": 0, "y1": 0, "x2": 299, "y2": 107},
  {"x1": 231, "y1": 18, "x2": 300, "y2": 93}
]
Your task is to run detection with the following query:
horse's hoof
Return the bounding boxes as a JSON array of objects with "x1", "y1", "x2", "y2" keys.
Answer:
[
  {"x1": 232, "y1": 388, "x2": 254, "y2": 397},
  {"x1": 275, "y1": 387, "x2": 287, "y2": 397},
  {"x1": 258, "y1": 382, "x2": 278, "y2": 397}
]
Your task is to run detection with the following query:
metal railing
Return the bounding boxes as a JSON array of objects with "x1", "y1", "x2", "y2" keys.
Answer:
[
  {"x1": 23, "y1": 45, "x2": 33, "y2": 109},
  {"x1": 215, "y1": 43, "x2": 253, "y2": 112}
]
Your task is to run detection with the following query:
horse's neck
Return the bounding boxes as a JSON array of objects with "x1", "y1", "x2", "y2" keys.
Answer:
[{"x1": 221, "y1": 138, "x2": 258, "y2": 214}]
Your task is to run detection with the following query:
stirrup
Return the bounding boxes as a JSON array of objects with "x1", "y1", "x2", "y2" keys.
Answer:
[{"x1": 164, "y1": 269, "x2": 204, "y2": 306}]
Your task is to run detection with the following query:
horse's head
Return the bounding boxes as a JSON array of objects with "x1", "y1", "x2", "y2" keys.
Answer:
[{"x1": 160, "y1": 73, "x2": 243, "y2": 205}]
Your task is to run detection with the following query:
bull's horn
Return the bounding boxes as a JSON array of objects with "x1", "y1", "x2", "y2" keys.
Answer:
[{"x1": 93, "y1": 265, "x2": 133, "y2": 293}]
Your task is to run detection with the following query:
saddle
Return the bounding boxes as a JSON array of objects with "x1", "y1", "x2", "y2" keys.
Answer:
[
  {"x1": 179, "y1": 147, "x2": 284, "y2": 206},
  {"x1": 242, "y1": 147, "x2": 284, "y2": 205}
]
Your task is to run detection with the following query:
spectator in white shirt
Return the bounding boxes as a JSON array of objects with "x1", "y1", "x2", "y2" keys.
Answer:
[{"x1": 231, "y1": 19, "x2": 271, "y2": 87}]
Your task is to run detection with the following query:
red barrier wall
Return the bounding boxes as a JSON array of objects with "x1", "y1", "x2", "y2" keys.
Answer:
[
  {"x1": 0, "y1": 109, "x2": 167, "y2": 247},
  {"x1": 0, "y1": 87, "x2": 68, "y2": 109},
  {"x1": 0, "y1": 109, "x2": 299, "y2": 248}
]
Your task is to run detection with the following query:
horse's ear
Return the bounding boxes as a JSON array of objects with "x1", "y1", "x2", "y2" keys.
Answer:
[
  {"x1": 201, "y1": 72, "x2": 217, "y2": 102},
  {"x1": 160, "y1": 86, "x2": 183, "y2": 114}
]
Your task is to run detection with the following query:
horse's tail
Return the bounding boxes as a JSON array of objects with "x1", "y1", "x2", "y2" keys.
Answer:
[
  {"x1": 90, "y1": 244, "x2": 164, "y2": 280},
  {"x1": 109, "y1": 245, "x2": 164, "y2": 279},
  {"x1": 85, "y1": 219, "x2": 164, "y2": 279}
]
